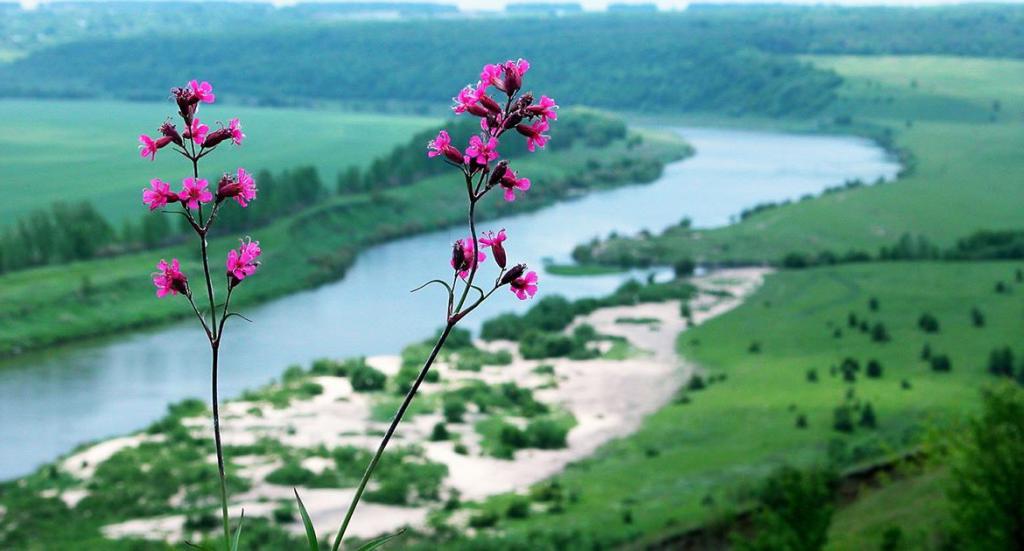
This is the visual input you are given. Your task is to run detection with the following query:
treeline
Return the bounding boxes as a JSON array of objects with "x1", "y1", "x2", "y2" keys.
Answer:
[
  {"x1": 0, "y1": 15, "x2": 842, "y2": 117},
  {"x1": 0, "y1": 109, "x2": 634, "y2": 275},
  {"x1": 779, "y1": 230, "x2": 1024, "y2": 269}
]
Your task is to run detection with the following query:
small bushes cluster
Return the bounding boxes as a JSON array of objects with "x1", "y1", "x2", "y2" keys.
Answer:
[{"x1": 485, "y1": 416, "x2": 572, "y2": 458}]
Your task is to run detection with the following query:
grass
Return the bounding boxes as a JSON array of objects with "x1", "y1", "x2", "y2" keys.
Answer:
[
  {"x1": 473, "y1": 261, "x2": 1023, "y2": 546},
  {"x1": 0, "y1": 125, "x2": 689, "y2": 357},
  {"x1": 585, "y1": 56, "x2": 1024, "y2": 265},
  {"x1": 543, "y1": 263, "x2": 628, "y2": 276},
  {"x1": 0, "y1": 99, "x2": 438, "y2": 224}
]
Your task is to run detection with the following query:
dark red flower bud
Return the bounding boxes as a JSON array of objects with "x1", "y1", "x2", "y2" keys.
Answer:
[
  {"x1": 452, "y1": 241, "x2": 469, "y2": 272},
  {"x1": 216, "y1": 173, "x2": 239, "y2": 203},
  {"x1": 503, "y1": 112, "x2": 524, "y2": 131},
  {"x1": 467, "y1": 103, "x2": 490, "y2": 118},
  {"x1": 503, "y1": 64, "x2": 523, "y2": 95},
  {"x1": 515, "y1": 123, "x2": 539, "y2": 138},
  {"x1": 203, "y1": 128, "x2": 232, "y2": 148},
  {"x1": 488, "y1": 160, "x2": 509, "y2": 188},
  {"x1": 159, "y1": 122, "x2": 183, "y2": 146},
  {"x1": 171, "y1": 87, "x2": 198, "y2": 124},
  {"x1": 154, "y1": 136, "x2": 174, "y2": 150},
  {"x1": 479, "y1": 94, "x2": 502, "y2": 114},
  {"x1": 491, "y1": 241, "x2": 507, "y2": 269},
  {"x1": 500, "y1": 263, "x2": 527, "y2": 286},
  {"x1": 443, "y1": 145, "x2": 465, "y2": 165}
]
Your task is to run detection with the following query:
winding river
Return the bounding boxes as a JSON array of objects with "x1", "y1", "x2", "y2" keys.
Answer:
[{"x1": 0, "y1": 127, "x2": 899, "y2": 480}]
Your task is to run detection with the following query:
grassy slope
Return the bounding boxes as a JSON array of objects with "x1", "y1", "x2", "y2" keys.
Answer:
[
  {"x1": 0, "y1": 128, "x2": 689, "y2": 356},
  {"x1": 479, "y1": 261, "x2": 1023, "y2": 546},
  {"x1": 597, "y1": 56, "x2": 1024, "y2": 264},
  {"x1": 0, "y1": 99, "x2": 438, "y2": 224}
]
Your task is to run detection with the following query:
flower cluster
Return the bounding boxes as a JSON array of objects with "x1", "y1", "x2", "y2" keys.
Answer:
[
  {"x1": 139, "y1": 80, "x2": 261, "y2": 298},
  {"x1": 427, "y1": 58, "x2": 555, "y2": 303}
]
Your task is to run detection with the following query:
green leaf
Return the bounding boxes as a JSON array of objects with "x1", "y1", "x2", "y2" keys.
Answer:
[
  {"x1": 355, "y1": 528, "x2": 406, "y2": 551},
  {"x1": 231, "y1": 510, "x2": 245, "y2": 551},
  {"x1": 294, "y1": 488, "x2": 319, "y2": 551}
]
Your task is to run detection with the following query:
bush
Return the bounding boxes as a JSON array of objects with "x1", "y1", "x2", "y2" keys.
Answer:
[
  {"x1": 499, "y1": 424, "x2": 529, "y2": 450},
  {"x1": 781, "y1": 252, "x2": 810, "y2": 269},
  {"x1": 921, "y1": 343, "x2": 932, "y2": 360},
  {"x1": 732, "y1": 467, "x2": 837, "y2": 551},
  {"x1": 443, "y1": 397, "x2": 467, "y2": 423},
  {"x1": 310, "y1": 357, "x2": 347, "y2": 376},
  {"x1": 525, "y1": 419, "x2": 569, "y2": 449},
  {"x1": 868, "y1": 297, "x2": 880, "y2": 311},
  {"x1": 506, "y1": 497, "x2": 531, "y2": 519},
  {"x1": 806, "y1": 369, "x2": 819, "y2": 383},
  {"x1": 918, "y1": 313, "x2": 940, "y2": 333},
  {"x1": 687, "y1": 375, "x2": 706, "y2": 391},
  {"x1": 987, "y1": 347, "x2": 1015, "y2": 378},
  {"x1": 833, "y1": 405, "x2": 855, "y2": 433},
  {"x1": 266, "y1": 461, "x2": 316, "y2": 486},
  {"x1": 870, "y1": 322, "x2": 890, "y2": 343},
  {"x1": 673, "y1": 258, "x2": 696, "y2": 278},
  {"x1": 520, "y1": 331, "x2": 575, "y2": 359},
  {"x1": 430, "y1": 422, "x2": 450, "y2": 441},
  {"x1": 931, "y1": 354, "x2": 952, "y2": 372},
  {"x1": 272, "y1": 502, "x2": 295, "y2": 523},
  {"x1": 349, "y1": 361, "x2": 386, "y2": 391},
  {"x1": 972, "y1": 307, "x2": 986, "y2": 328},
  {"x1": 866, "y1": 359, "x2": 883, "y2": 378},
  {"x1": 796, "y1": 414, "x2": 808, "y2": 429},
  {"x1": 859, "y1": 403, "x2": 877, "y2": 428},
  {"x1": 468, "y1": 510, "x2": 499, "y2": 529}
]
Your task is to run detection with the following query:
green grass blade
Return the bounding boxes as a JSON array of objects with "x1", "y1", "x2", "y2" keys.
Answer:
[
  {"x1": 231, "y1": 509, "x2": 245, "y2": 551},
  {"x1": 294, "y1": 488, "x2": 319, "y2": 551},
  {"x1": 355, "y1": 528, "x2": 406, "y2": 551}
]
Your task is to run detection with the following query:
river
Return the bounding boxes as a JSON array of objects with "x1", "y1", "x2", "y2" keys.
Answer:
[{"x1": 0, "y1": 127, "x2": 899, "y2": 480}]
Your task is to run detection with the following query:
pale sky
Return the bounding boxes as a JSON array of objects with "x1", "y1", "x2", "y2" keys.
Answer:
[{"x1": 18, "y1": 0, "x2": 1024, "y2": 12}]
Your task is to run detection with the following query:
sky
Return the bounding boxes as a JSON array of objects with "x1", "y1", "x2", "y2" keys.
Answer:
[{"x1": 16, "y1": 0, "x2": 1024, "y2": 12}]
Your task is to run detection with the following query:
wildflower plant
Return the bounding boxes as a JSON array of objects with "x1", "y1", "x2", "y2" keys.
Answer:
[
  {"x1": 140, "y1": 80, "x2": 258, "y2": 549},
  {"x1": 302, "y1": 58, "x2": 556, "y2": 550}
]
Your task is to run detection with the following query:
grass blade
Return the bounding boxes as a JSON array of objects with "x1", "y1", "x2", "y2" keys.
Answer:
[
  {"x1": 294, "y1": 488, "x2": 319, "y2": 551},
  {"x1": 230, "y1": 509, "x2": 245, "y2": 551},
  {"x1": 355, "y1": 528, "x2": 406, "y2": 551}
]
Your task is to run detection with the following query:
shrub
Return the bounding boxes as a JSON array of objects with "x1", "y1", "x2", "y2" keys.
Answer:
[
  {"x1": 525, "y1": 419, "x2": 569, "y2": 449},
  {"x1": 732, "y1": 467, "x2": 837, "y2": 551},
  {"x1": 806, "y1": 369, "x2": 819, "y2": 383},
  {"x1": 532, "y1": 364, "x2": 555, "y2": 375},
  {"x1": 866, "y1": 359, "x2": 883, "y2": 379},
  {"x1": 748, "y1": 341, "x2": 762, "y2": 354},
  {"x1": 506, "y1": 497, "x2": 531, "y2": 519},
  {"x1": 349, "y1": 361, "x2": 386, "y2": 391},
  {"x1": 921, "y1": 343, "x2": 932, "y2": 360},
  {"x1": 987, "y1": 347, "x2": 1015, "y2": 378},
  {"x1": 443, "y1": 398, "x2": 467, "y2": 423},
  {"x1": 781, "y1": 252, "x2": 810, "y2": 269},
  {"x1": 499, "y1": 424, "x2": 529, "y2": 450},
  {"x1": 673, "y1": 258, "x2": 696, "y2": 278},
  {"x1": 266, "y1": 461, "x2": 315, "y2": 486},
  {"x1": 468, "y1": 510, "x2": 499, "y2": 529},
  {"x1": 859, "y1": 403, "x2": 877, "y2": 428},
  {"x1": 796, "y1": 414, "x2": 808, "y2": 429},
  {"x1": 520, "y1": 331, "x2": 575, "y2": 359},
  {"x1": 868, "y1": 297, "x2": 880, "y2": 311},
  {"x1": 453, "y1": 443, "x2": 469, "y2": 455},
  {"x1": 918, "y1": 313, "x2": 940, "y2": 333},
  {"x1": 273, "y1": 502, "x2": 295, "y2": 523},
  {"x1": 833, "y1": 405, "x2": 855, "y2": 433},
  {"x1": 972, "y1": 307, "x2": 986, "y2": 328},
  {"x1": 430, "y1": 422, "x2": 450, "y2": 441},
  {"x1": 870, "y1": 322, "x2": 890, "y2": 343},
  {"x1": 687, "y1": 375, "x2": 706, "y2": 391},
  {"x1": 931, "y1": 354, "x2": 952, "y2": 372}
]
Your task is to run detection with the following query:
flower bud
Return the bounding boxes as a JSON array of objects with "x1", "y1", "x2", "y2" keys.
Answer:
[
  {"x1": 479, "y1": 94, "x2": 502, "y2": 114},
  {"x1": 159, "y1": 122, "x2": 183, "y2": 146},
  {"x1": 154, "y1": 136, "x2": 174, "y2": 150},
  {"x1": 488, "y1": 161, "x2": 509, "y2": 188},
  {"x1": 216, "y1": 173, "x2": 239, "y2": 203},
  {"x1": 452, "y1": 240, "x2": 469, "y2": 272},
  {"x1": 517, "y1": 92, "x2": 535, "y2": 109},
  {"x1": 503, "y1": 112, "x2": 524, "y2": 131},
  {"x1": 491, "y1": 240, "x2": 507, "y2": 269},
  {"x1": 172, "y1": 87, "x2": 198, "y2": 124},
  {"x1": 466, "y1": 103, "x2": 490, "y2": 118},
  {"x1": 203, "y1": 128, "x2": 232, "y2": 148},
  {"x1": 500, "y1": 263, "x2": 527, "y2": 286},
  {"x1": 503, "y1": 64, "x2": 523, "y2": 95}
]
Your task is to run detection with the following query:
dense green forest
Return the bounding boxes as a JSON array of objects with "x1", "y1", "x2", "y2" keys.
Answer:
[{"x1": 3, "y1": 5, "x2": 1023, "y2": 116}]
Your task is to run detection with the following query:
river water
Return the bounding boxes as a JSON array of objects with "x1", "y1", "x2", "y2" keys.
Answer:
[{"x1": 0, "y1": 127, "x2": 899, "y2": 480}]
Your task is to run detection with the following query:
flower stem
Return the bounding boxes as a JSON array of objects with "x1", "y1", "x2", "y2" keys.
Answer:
[
  {"x1": 210, "y1": 343, "x2": 231, "y2": 549},
  {"x1": 331, "y1": 323, "x2": 454, "y2": 551}
]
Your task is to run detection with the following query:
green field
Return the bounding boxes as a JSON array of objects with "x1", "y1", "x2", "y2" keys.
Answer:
[
  {"x1": 0, "y1": 99, "x2": 438, "y2": 224},
  {"x1": 578, "y1": 56, "x2": 1024, "y2": 265},
  {"x1": 461, "y1": 261, "x2": 1022, "y2": 547}
]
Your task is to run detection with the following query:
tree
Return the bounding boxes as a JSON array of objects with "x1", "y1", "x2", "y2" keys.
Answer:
[
  {"x1": 870, "y1": 322, "x2": 890, "y2": 343},
  {"x1": 918, "y1": 312, "x2": 940, "y2": 333},
  {"x1": 971, "y1": 307, "x2": 986, "y2": 328},
  {"x1": 987, "y1": 347, "x2": 1014, "y2": 378},
  {"x1": 947, "y1": 384, "x2": 1024, "y2": 550},
  {"x1": 833, "y1": 405, "x2": 855, "y2": 433},
  {"x1": 859, "y1": 403, "x2": 877, "y2": 428},
  {"x1": 673, "y1": 257, "x2": 696, "y2": 278},
  {"x1": 733, "y1": 466, "x2": 837, "y2": 551},
  {"x1": 866, "y1": 359, "x2": 883, "y2": 378}
]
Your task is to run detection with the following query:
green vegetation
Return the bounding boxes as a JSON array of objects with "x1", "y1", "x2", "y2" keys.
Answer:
[
  {"x1": 434, "y1": 261, "x2": 1023, "y2": 547},
  {"x1": 0, "y1": 110, "x2": 688, "y2": 357},
  {"x1": 573, "y1": 56, "x2": 1024, "y2": 267}
]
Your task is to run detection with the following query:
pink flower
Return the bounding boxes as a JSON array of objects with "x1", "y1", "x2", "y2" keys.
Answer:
[
  {"x1": 501, "y1": 58, "x2": 530, "y2": 94},
  {"x1": 451, "y1": 237, "x2": 487, "y2": 279},
  {"x1": 527, "y1": 95, "x2": 558, "y2": 121},
  {"x1": 427, "y1": 130, "x2": 465, "y2": 164},
  {"x1": 142, "y1": 178, "x2": 178, "y2": 211},
  {"x1": 516, "y1": 119, "x2": 550, "y2": 152},
  {"x1": 499, "y1": 169, "x2": 531, "y2": 202},
  {"x1": 185, "y1": 118, "x2": 209, "y2": 145},
  {"x1": 138, "y1": 134, "x2": 172, "y2": 160},
  {"x1": 217, "y1": 168, "x2": 257, "y2": 207},
  {"x1": 189, "y1": 80, "x2": 215, "y2": 104},
  {"x1": 153, "y1": 258, "x2": 188, "y2": 298},
  {"x1": 229, "y1": 118, "x2": 245, "y2": 145},
  {"x1": 510, "y1": 270, "x2": 538, "y2": 300},
  {"x1": 179, "y1": 177, "x2": 213, "y2": 209},
  {"x1": 453, "y1": 85, "x2": 489, "y2": 116},
  {"x1": 479, "y1": 64, "x2": 503, "y2": 90},
  {"x1": 465, "y1": 135, "x2": 499, "y2": 165},
  {"x1": 139, "y1": 135, "x2": 158, "y2": 160},
  {"x1": 226, "y1": 238, "x2": 261, "y2": 284},
  {"x1": 479, "y1": 229, "x2": 507, "y2": 268}
]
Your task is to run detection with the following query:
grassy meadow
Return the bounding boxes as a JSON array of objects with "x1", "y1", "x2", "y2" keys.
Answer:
[
  {"x1": 579, "y1": 56, "x2": 1024, "y2": 265},
  {"x1": 0, "y1": 99, "x2": 438, "y2": 224},
  {"x1": 457, "y1": 261, "x2": 1023, "y2": 547}
]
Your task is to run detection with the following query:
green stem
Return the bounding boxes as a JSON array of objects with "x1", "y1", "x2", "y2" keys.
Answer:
[{"x1": 331, "y1": 323, "x2": 454, "y2": 551}]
